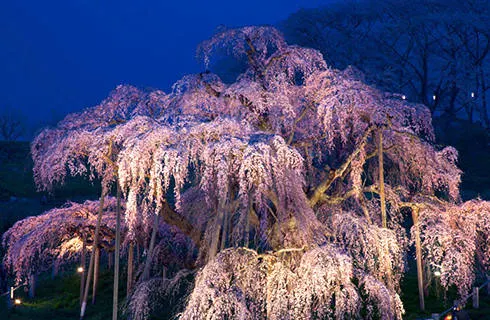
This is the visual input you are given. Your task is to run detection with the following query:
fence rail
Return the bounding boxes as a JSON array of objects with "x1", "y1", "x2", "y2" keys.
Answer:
[
  {"x1": 0, "y1": 283, "x2": 26, "y2": 297},
  {"x1": 429, "y1": 275, "x2": 490, "y2": 320}
]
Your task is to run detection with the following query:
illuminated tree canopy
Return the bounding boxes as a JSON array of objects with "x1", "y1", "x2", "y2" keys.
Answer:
[{"x1": 4, "y1": 25, "x2": 489, "y2": 319}]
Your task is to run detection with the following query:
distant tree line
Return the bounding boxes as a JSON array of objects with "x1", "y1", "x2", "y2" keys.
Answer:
[
  {"x1": 280, "y1": 0, "x2": 490, "y2": 128},
  {"x1": 0, "y1": 107, "x2": 24, "y2": 141}
]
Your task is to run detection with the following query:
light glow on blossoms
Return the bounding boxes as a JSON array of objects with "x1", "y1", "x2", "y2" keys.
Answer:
[
  {"x1": 24, "y1": 24, "x2": 490, "y2": 319},
  {"x1": 2, "y1": 198, "x2": 124, "y2": 284}
]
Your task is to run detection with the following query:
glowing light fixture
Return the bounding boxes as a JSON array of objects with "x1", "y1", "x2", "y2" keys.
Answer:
[
  {"x1": 402, "y1": 95, "x2": 406, "y2": 100},
  {"x1": 14, "y1": 299, "x2": 21, "y2": 305},
  {"x1": 77, "y1": 267, "x2": 84, "y2": 273},
  {"x1": 471, "y1": 92, "x2": 475, "y2": 98},
  {"x1": 434, "y1": 270, "x2": 441, "y2": 277},
  {"x1": 433, "y1": 95, "x2": 437, "y2": 101}
]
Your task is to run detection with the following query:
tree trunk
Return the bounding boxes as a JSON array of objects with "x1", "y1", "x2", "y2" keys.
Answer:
[
  {"x1": 113, "y1": 181, "x2": 121, "y2": 320},
  {"x1": 51, "y1": 260, "x2": 59, "y2": 279},
  {"x1": 127, "y1": 242, "x2": 134, "y2": 297},
  {"x1": 80, "y1": 188, "x2": 106, "y2": 320},
  {"x1": 358, "y1": 195, "x2": 372, "y2": 224},
  {"x1": 220, "y1": 210, "x2": 228, "y2": 251},
  {"x1": 80, "y1": 235, "x2": 87, "y2": 306},
  {"x1": 92, "y1": 247, "x2": 100, "y2": 305},
  {"x1": 245, "y1": 198, "x2": 252, "y2": 247},
  {"x1": 136, "y1": 244, "x2": 140, "y2": 266},
  {"x1": 479, "y1": 68, "x2": 489, "y2": 128},
  {"x1": 108, "y1": 251, "x2": 113, "y2": 270},
  {"x1": 142, "y1": 211, "x2": 160, "y2": 281},
  {"x1": 208, "y1": 211, "x2": 223, "y2": 261},
  {"x1": 412, "y1": 207, "x2": 425, "y2": 312},
  {"x1": 378, "y1": 130, "x2": 387, "y2": 229},
  {"x1": 5, "y1": 293, "x2": 12, "y2": 310},
  {"x1": 28, "y1": 273, "x2": 36, "y2": 298}
]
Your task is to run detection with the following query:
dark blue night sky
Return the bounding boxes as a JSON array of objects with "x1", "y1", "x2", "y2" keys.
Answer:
[{"x1": 0, "y1": 0, "x2": 327, "y2": 135}]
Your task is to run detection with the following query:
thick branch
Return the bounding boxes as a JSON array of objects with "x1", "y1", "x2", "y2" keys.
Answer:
[
  {"x1": 287, "y1": 104, "x2": 314, "y2": 145},
  {"x1": 308, "y1": 126, "x2": 374, "y2": 207},
  {"x1": 316, "y1": 184, "x2": 378, "y2": 205},
  {"x1": 160, "y1": 201, "x2": 202, "y2": 248}
]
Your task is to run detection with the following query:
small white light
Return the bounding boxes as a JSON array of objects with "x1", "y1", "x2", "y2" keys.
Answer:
[
  {"x1": 471, "y1": 92, "x2": 475, "y2": 98},
  {"x1": 402, "y1": 95, "x2": 406, "y2": 100},
  {"x1": 433, "y1": 95, "x2": 437, "y2": 101},
  {"x1": 434, "y1": 270, "x2": 441, "y2": 277},
  {"x1": 14, "y1": 298, "x2": 21, "y2": 305},
  {"x1": 77, "y1": 267, "x2": 84, "y2": 273}
]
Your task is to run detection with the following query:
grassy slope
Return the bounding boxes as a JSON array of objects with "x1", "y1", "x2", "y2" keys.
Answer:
[
  {"x1": 2, "y1": 266, "x2": 490, "y2": 319},
  {"x1": 2, "y1": 270, "x2": 120, "y2": 320}
]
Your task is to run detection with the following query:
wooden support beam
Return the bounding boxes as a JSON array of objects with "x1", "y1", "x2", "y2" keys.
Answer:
[{"x1": 412, "y1": 207, "x2": 425, "y2": 312}]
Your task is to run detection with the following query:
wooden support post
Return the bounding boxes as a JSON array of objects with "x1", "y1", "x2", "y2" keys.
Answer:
[
  {"x1": 473, "y1": 287, "x2": 479, "y2": 309},
  {"x1": 113, "y1": 181, "x2": 121, "y2": 320},
  {"x1": 126, "y1": 242, "x2": 134, "y2": 297},
  {"x1": 80, "y1": 189, "x2": 106, "y2": 320},
  {"x1": 142, "y1": 212, "x2": 159, "y2": 281},
  {"x1": 487, "y1": 275, "x2": 490, "y2": 295},
  {"x1": 412, "y1": 208, "x2": 425, "y2": 312},
  {"x1": 80, "y1": 235, "x2": 86, "y2": 306},
  {"x1": 378, "y1": 129, "x2": 387, "y2": 228},
  {"x1": 92, "y1": 247, "x2": 100, "y2": 305}
]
